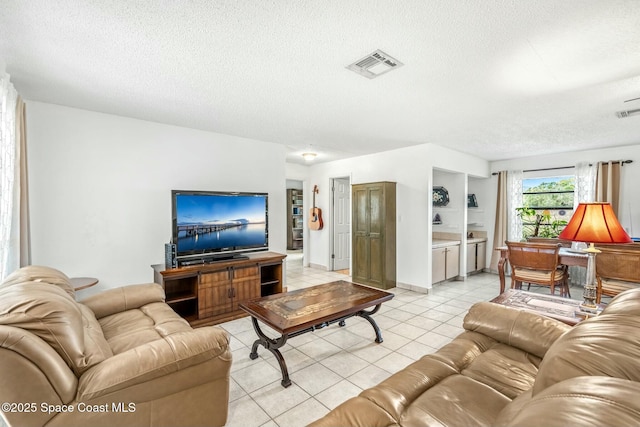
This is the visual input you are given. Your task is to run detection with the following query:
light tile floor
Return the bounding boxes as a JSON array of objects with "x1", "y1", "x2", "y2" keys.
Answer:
[{"x1": 221, "y1": 252, "x2": 580, "y2": 427}]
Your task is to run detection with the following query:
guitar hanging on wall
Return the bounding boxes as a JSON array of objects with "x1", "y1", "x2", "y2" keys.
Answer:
[{"x1": 309, "y1": 185, "x2": 324, "y2": 230}]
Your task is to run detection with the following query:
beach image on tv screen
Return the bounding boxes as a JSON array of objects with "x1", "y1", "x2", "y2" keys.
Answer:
[{"x1": 176, "y1": 194, "x2": 267, "y2": 252}]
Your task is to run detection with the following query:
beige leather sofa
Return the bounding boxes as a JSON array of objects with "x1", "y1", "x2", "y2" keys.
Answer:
[
  {"x1": 0, "y1": 266, "x2": 232, "y2": 427},
  {"x1": 310, "y1": 288, "x2": 640, "y2": 427}
]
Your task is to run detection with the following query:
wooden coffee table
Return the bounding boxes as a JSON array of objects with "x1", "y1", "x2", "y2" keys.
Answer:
[
  {"x1": 239, "y1": 280, "x2": 394, "y2": 387},
  {"x1": 491, "y1": 289, "x2": 604, "y2": 326}
]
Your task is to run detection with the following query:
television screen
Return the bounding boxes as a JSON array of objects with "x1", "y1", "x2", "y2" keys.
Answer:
[{"x1": 172, "y1": 190, "x2": 268, "y2": 260}]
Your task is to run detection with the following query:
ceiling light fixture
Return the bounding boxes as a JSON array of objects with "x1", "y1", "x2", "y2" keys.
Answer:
[
  {"x1": 347, "y1": 49, "x2": 404, "y2": 79},
  {"x1": 615, "y1": 108, "x2": 640, "y2": 118},
  {"x1": 302, "y1": 152, "x2": 317, "y2": 161}
]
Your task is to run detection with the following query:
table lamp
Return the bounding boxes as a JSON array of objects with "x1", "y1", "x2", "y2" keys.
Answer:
[{"x1": 558, "y1": 202, "x2": 632, "y2": 312}]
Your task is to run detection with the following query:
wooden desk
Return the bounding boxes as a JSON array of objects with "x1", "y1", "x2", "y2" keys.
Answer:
[{"x1": 496, "y1": 246, "x2": 588, "y2": 293}]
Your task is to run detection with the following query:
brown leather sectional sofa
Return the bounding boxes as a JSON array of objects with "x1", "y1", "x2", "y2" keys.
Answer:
[
  {"x1": 0, "y1": 266, "x2": 231, "y2": 427},
  {"x1": 310, "y1": 288, "x2": 640, "y2": 427}
]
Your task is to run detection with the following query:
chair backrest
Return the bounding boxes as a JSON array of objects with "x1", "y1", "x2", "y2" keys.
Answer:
[
  {"x1": 526, "y1": 237, "x2": 572, "y2": 248},
  {"x1": 596, "y1": 247, "x2": 640, "y2": 283},
  {"x1": 506, "y1": 241, "x2": 562, "y2": 272}
]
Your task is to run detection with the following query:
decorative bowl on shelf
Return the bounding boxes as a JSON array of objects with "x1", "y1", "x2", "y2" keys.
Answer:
[{"x1": 433, "y1": 186, "x2": 449, "y2": 207}]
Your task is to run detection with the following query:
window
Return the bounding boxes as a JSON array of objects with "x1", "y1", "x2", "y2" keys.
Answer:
[{"x1": 518, "y1": 175, "x2": 575, "y2": 239}]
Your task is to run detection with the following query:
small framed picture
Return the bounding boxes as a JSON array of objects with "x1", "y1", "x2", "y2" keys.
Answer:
[{"x1": 467, "y1": 194, "x2": 478, "y2": 208}]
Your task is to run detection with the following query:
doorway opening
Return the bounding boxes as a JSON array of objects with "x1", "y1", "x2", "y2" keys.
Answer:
[
  {"x1": 286, "y1": 179, "x2": 304, "y2": 258},
  {"x1": 331, "y1": 177, "x2": 351, "y2": 273}
]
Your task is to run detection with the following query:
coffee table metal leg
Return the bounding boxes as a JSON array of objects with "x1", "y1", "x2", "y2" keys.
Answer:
[
  {"x1": 356, "y1": 304, "x2": 384, "y2": 343},
  {"x1": 248, "y1": 316, "x2": 292, "y2": 387}
]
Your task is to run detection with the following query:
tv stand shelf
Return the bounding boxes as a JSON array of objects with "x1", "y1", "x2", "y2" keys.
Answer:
[
  {"x1": 152, "y1": 251, "x2": 286, "y2": 327},
  {"x1": 179, "y1": 253, "x2": 250, "y2": 267}
]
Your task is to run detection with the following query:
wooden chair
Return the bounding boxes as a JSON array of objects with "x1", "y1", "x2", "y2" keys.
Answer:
[
  {"x1": 506, "y1": 241, "x2": 570, "y2": 297},
  {"x1": 595, "y1": 247, "x2": 640, "y2": 303},
  {"x1": 526, "y1": 237, "x2": 572, "y2": 247}
]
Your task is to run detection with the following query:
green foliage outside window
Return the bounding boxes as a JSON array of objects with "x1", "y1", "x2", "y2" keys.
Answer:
[
  {"x1": 522, "y1": 178, "x2": 574, "y2": 208},
  {"x1": 517, "y1": 177, "x2": 574, "y2": 239}
]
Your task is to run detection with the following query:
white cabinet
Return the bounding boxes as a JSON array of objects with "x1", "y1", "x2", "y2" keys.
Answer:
[
  {"x1": 433, "y1": 244, "x2": 460, "y2": 284},
  {"x1": 466, "y1": 243, "x2": 476, "y2": 274},
  {"x1": 477, "y1": 241, "x2": 486, "y2": 272},
  {"x1": 433, "y1": 247, "x2": 446, "y2": 283},
  {"x1": 446, "y1": 245, "x2": 460, "y2": 279},
  {"x1": 466, "y1": 240, "x2": 487, "y2": 274}
]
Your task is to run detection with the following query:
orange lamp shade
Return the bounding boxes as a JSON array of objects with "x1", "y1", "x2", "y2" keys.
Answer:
[{"x1": 559, "y1": 202, "x2": 632, "y2": 243}]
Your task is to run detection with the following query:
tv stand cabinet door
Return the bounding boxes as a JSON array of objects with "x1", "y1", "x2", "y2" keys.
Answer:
[
  {"x1": 230, "y1": 265, "x2": 261, "y2": 311},
  {"x1": 199, "y1": 269, "x2": 232, "y2": 318}
]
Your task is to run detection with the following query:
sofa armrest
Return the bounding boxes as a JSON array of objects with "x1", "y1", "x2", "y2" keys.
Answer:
[
  {"x1": 463, "y1": 302, "x2": 571, "y2": 359},
  {"x1": 77, "y1": 326, "x2": 230, "y2": 401},
  {"x1": 0, "y1": 326, "x2": 78, "y2": 427},
  {"x1": 80, "y1": 283, "x2": 166, "y2": 319}
]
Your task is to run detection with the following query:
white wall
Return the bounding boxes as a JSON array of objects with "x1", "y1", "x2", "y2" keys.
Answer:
[
  {"x1": 305, "y1": 143, "x2": 490, "y2": 291},
  {"x1": 26, "y1": 102, "x2": 287, "y2": 295}
]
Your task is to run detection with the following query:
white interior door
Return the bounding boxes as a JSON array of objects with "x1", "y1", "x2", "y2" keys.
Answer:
[{"x1": 332, "y1": 177, "x2": 350, "y2": 271}]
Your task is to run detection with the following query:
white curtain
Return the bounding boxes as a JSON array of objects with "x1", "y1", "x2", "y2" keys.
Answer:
[
  {"x1": 0, "y1": 72, "x2": 20, "y2": 279},
  {"x1": 574, "y1": 161, "x2": 597, "y2": 206},
  {"x1": 570, "y1": 161, "x2": 597, "y2": 287},
  {"x1": 507, "y1": 169, "x2": 523, "y2": 242}
]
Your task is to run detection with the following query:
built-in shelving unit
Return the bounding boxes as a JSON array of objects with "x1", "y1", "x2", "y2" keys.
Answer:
[
  {"x1": 467, "y1": 207, "x2": 485, "y2": 227},
  {"x1": 287, "y1": 189, "x2": 303, "y2": 250},
  {"x1": 432, "y1": 170, "x2": 465, "y2": 232},
  {"x1": 431, "y1": 170, "x2": 491, "y2": 283}
]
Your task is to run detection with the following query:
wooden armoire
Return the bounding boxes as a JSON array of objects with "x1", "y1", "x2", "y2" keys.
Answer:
[{"x1": 351, "y1": 181, "x2": 396, "y2": 289}]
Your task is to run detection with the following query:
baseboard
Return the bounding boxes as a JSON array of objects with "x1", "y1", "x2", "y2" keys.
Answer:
[
  {"x1": 397, "y1": 282, "x2": 430, "y2": 294},
  {"x1": 309, "y1": 262, "x2": 327, "y2": 271}
]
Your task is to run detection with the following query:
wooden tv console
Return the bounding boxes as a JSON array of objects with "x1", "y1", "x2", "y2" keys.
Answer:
[{"x1": 152, "y1": 251, "x2": 286, "y2": 327}]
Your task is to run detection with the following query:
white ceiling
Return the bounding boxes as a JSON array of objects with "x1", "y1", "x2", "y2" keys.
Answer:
[{"x1": 1, "y1": 0, "x2": 640, "y2": 165}]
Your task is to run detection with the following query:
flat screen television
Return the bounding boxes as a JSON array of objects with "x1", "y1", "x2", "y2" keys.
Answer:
[{"x1": 171, "y1": 190, "x2": 268, "y2": 264}]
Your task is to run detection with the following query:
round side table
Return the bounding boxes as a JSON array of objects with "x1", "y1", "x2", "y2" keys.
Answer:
[{"x1": 70, "y1": 277, "x2": 99, "y2": 291}]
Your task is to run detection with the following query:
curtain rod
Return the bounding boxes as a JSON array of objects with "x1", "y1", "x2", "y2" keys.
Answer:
[{"x1": 491, "y1": 159, "x2": 633, "y2": 176}]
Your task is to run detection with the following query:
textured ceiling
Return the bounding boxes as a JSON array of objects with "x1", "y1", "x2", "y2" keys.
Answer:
[{"x1": 1, "y1": 0, "x2": 640, "y2": 164}]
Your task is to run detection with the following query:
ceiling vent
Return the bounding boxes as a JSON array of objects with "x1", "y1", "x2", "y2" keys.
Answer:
[
  {"x1": 347, "y1": 50, "x2": 404, "y2": 79},
  {"x1": 615, "y1": 109, "x2": 640, "y2": 118}
]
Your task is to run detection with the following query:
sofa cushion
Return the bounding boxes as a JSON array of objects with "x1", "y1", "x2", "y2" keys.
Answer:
[
  {"x1": 345, "y1": 328, "x2": 536, "y2": 422},
  {"x1": 1, "y1": 265, "x2": 76, "y2": 299},
  {"x1": 395, "y1": 374, "x2": 510, "y2": 426},
  {"x1": 463, "y1": 302, "x2": 571, "y2": 360},
  {"x1": 99, "y1": 302, "x2": 192, "y2": 354},
  {"x1": 597, "y1": 286, "x2": 640, "y2": 316},
  {"x1": 0, "y1": 282, "x2": 107, "y2": 376},
  {"x1": 425, "y1": 330, "x2": 542, "y2": 399},
  {"x1": 497, "y1": 377, "x2": 640, "y2": 427},
  {"x1": 310, "y1": 333, "x2": 518, "y2": 427},
  {"x1": 81, "y1": 283, "x2": 166, "y2": 319},
  {"x1": 533, "y1": 289, "x2": 640, "y2": 395},
  {"x1": 458, "y1": 341, "x2": 540, "y2": 399}
]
